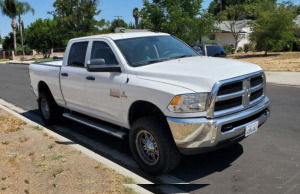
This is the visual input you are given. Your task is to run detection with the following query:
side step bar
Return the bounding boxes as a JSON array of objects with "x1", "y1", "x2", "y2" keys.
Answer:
[{"x1": 62, "y1": 113, "x2": 127, "y2": 139}]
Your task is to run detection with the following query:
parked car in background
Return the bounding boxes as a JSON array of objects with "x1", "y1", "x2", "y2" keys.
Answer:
[{"x1": 192, "y1": 44, "x2": 227, "y2": 58}]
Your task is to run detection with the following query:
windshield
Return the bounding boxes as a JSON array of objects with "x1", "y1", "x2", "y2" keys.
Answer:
[
  {"x1": 115, "y1": 35, "x2": 198, "y2": 67},
  {"x1": 206, "y1": 45, "x2": 227, "y2": 57}
]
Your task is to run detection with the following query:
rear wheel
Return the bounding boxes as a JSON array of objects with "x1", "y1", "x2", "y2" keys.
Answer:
[
  {"x1": 38, "y1": 92, "x2": 61, "y2": 125},
  {"x1": 129, "y1": 116, "x2": 181, "y2": 175}
]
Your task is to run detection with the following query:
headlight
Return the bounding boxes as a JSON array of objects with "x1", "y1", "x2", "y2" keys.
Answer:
[{"x1": 168, "y1": 93, "x2": 209, "y2": 113}]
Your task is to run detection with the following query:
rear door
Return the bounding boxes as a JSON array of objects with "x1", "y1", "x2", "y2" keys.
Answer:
[{"x1": 60, "y1": 41, "x2": 89, "y2": 113}]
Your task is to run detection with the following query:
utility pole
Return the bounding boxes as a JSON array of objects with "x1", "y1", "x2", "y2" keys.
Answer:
[
  {"x1": 218, "y1": 0, "x2": 223, "y2": 12},
  {"x1": 114, "y1": 16, "x2": 123, "y2": 27}
]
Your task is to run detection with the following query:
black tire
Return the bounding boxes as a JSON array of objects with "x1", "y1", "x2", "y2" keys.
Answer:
[
  {"x1": 38, "y1": 92, "x2": 62, "y2": 126},
  {"x1": 129, "y1": 116, "x2": 181, "y2": 175}
]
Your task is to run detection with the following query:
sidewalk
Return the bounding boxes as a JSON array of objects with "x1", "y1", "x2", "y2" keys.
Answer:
[
  {"x1": 0, "y1": 60, "x2": 33, "y2": 65},
  {"x1": 6, "y1": 60, "x2": 34, "y2": 65},
  {"x1": 265, "y1": 72, "x2": 300, "y2": 86}
]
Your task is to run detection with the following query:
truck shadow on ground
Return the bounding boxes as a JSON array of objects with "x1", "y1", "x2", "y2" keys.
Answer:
[
  {"x1": 21, "y1": 110, "x2": 243, "y2": 191},
  {"x1": 170, "y1": 144, "x2": 244, "y2": 182}
]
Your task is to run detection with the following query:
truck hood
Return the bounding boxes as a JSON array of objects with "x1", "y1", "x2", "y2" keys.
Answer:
[{"x1": 134, "y1": 56, "x2": 262, "y2": 92}]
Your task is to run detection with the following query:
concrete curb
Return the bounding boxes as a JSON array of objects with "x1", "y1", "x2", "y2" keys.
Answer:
[
  {"x1": 6, "y1": 62, "x2": 31, "y2": 65},
  {"x1": 0, "y1": 100, "x2": 153, "y2": 194}
]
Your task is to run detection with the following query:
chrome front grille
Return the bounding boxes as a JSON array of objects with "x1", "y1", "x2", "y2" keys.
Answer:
[
  {"x1": 251, "y1": 76, "x2": 263, "y2": 87},
  {"x1": 207, "y1": 71, "x2": 266, "y2": 118},
  {"x1": 250, "y1": 88, "x2": 263, "y2": 101},
  {"x1": 217, "y1": 82, "x2": 243, "y2": 95},
  {"x1": 214, "y1": 96, "x2": 243, "y2": 111}
]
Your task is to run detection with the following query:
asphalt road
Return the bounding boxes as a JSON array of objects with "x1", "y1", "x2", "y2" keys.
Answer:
[{"x1": 0, "y1": 63, "x2": 299, "y2": 194}]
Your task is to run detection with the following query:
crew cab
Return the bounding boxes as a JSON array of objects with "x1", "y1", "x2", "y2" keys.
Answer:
[{"x1": 29, "y1": 32, "x2": 270, "y2": 175}]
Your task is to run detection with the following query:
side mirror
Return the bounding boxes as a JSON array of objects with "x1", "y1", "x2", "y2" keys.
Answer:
[{"x1": 87, "y1": 59, "x2": 121, "y2": 73}]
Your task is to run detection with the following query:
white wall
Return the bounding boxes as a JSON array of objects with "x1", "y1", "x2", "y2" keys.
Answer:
[{"x1": 202, "y1": 31, "x2": 251, "y2": 49}]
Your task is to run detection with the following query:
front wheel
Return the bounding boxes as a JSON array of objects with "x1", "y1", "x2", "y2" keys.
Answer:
[{"x1": 129, "y1": 116, "x2": 181, "y2": 175}]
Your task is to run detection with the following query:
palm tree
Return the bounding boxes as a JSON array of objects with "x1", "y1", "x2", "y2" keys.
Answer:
[
  {"x1": 0, "y1": 0, "x2": 17, "y2": 54},
  {"x1": 16, "y1": 1, "x2": 34, "y2": 56},
  {"x1": 132, "y1": 7, "x2": 140, "y2": 29}
]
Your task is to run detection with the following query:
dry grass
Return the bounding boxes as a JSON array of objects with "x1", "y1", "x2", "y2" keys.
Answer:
[
  {"x1": 229, "y1": 52, "x2": 300, "y2": 72},
  {"x1": 0, "y1": 113, "x2": 26, "y2": 134},
  {"x1": 0, "y1": 109, "x2": 136, "y2": 193}
]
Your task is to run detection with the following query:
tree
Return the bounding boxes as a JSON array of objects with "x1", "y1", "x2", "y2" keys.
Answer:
[
  {"x1": 3, "y1": 33, "x2": 14, "y2": 51},
  {"x1": 0, "y1": 0, "x2": 17, "y2": 54},
  {"x1": 297, "y1": 5, "x2": 300, "y2": 15},
  {"x1": 208, "y1": 0, "x2": 250, "y2": 16},
  {"x1": 128, "y1": 22, "x2": 135, "y2": 29},
  {"x1": 49, "y1": 0, "x2": 106, "y2": 44},
  {"x1": 250, "y1": 3, "x2": 297, "y2": 55},
  {"x1": 218, "y1": 4, "x2": 248, "y2": 53},
  {"x1": 208, "y1": 0, "x2": 277, "y2": 19},
  {"x1": 141, "y1": 0, "x2": 215, "y2": 44},
  {"x1": 15, "y1": 1, "x2": 34, "y2": 56},
  {"x1": 26, "y1": 18, "x2": 61, "y2": 58},
  {"x1": 2, "y1": 31, "x2": 20, "y2": 51},
  {"x1": 132, "y1": 7, "x2": 140, "y2": 29}
]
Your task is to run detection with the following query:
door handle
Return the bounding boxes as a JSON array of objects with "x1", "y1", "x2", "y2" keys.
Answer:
[
  {"x1": 86, "y1": 76, "x2": 95, "y2": 81},
  {"x1": 61, "y1": 73, "x2": 68, "y2": 77}
]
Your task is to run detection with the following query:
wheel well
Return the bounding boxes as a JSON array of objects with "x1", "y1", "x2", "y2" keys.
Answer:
[
  {"x1": 38, "y1": 81, "x2": 51, "y2": 96},
  {"x1": 129, "y1": 101, "x2": 165, "y2": 126}
]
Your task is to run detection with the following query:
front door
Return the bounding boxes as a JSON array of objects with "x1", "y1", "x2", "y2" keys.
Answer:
[{"x1": 85, "y1": 40, "x2": 127, "y2": 124}]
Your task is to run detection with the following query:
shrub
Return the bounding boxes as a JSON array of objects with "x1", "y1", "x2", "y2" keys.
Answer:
[
  {"x1": 292, "y1": 39, "x2": 300, "y2": 51},
  {"x1": 243, "y1": 44, "x2": 250, "y2": 53},
  {"x1": 20, "y1": 57, "x2": 25, "y2": 62},
  {"x1": 222, "y1": 44, "x2": 234, "y2": 55},
  {"x1": 237, "y1": 47, "x2": 244, "y2": 53}
]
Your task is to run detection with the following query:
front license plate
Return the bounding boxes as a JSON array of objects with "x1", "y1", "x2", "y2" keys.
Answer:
[{"x1": 245, "y1": 121, "x2": 259, "y2": 137}]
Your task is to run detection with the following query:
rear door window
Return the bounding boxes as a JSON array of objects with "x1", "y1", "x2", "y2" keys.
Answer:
[{"x1": 68, "y1": 42, "x2": 89, "y2": 67}]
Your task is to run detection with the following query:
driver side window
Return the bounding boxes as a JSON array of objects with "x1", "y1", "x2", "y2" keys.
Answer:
[{"x1": 91, "y1": 41, "x2": 118, "y2": 66}]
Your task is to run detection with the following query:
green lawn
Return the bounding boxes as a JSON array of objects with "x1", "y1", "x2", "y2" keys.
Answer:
[{"x1": 37, "y1": 57, "x2": 54, "y2": 62}]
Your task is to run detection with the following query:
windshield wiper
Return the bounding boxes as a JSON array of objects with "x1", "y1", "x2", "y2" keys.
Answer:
[
  {"x1": 133, "y1": 55, "x2": 194, "y2": 66},
  {"x1": 134, "y1": 59, "x2": 167, "y2": 66},
  {"x1": 169, "y1": 54, "x2": 194, "y2": 60}
]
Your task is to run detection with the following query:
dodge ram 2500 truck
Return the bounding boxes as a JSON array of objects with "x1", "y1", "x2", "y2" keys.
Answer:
[{"x1": 29, "y1": 32, "x2": 270, "y2": 175}]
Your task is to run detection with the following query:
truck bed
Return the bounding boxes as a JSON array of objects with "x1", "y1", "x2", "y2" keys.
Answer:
[
  {"x1": 34, "y1": 60, "x2": 63, "y2": 67},
  {"x1": 29, "y1": 60, "x2": 65, "y2": 106}
]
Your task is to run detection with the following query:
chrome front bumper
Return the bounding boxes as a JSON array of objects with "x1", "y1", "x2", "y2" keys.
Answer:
[{"x1": 167, "y1": 97, "x2": 270, "y2": 155}]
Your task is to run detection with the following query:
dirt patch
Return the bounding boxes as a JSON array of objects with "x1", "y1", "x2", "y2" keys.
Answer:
[
  {"x1": 229, "y1": 52, "x2": 300, "y2": 72},
  {"x1": 0, "y1": 109, "x2": 136, "y2": 194},
  {"x1": 0, "y1": 111, "x2": 26, "y2": 134}
]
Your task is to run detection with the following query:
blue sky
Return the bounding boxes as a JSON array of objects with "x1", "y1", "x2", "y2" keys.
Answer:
[{"x1": 0, "y1": 0, "x2": 299, "y2": 38}]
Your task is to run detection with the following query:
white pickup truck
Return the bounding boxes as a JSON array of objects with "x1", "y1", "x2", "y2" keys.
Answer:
[{"x1": 29, "y1": 32, "x2": 270, "y2": 175}]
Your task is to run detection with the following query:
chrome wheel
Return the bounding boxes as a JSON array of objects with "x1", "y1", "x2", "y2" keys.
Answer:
[
  {"x1": 136, "y1": 130, "x2": 160, "y2": 165},
  {"x1": 41, "y1": 98, "x2": 50, "y2": 120}
]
